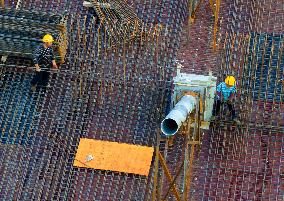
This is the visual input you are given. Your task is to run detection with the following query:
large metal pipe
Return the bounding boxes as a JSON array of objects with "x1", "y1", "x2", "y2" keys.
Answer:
[{"x1": 161, "y1": 95, "x2": 196, "y2": 136}]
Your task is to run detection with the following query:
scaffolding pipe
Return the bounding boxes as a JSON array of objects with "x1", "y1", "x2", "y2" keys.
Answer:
[{"x1": 161, "y1": 95, "x2": 196, "y2": 136}]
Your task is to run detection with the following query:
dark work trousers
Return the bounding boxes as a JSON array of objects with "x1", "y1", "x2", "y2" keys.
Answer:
[
  {"x1": 31, "y1": 64, "x2": 51, "y2": 87},
  {"x1": 213, "y1": 99, "x2": 236, "y2": 120}
]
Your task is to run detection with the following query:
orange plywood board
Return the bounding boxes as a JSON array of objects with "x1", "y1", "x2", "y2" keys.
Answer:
[{"x1": 73, "y1": 138, "x2": 154, "y2": 176}]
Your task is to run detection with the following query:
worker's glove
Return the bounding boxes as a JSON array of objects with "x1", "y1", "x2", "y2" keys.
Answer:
[
  {"x1": 35, "y1": 67, "x2": 41, "y2": 72},
  {"x1": 52, "y1": 63, "x2": 58, "y2": 69},
  {"x1": 35, "y1": 64, "x2": 41, "y2": 72},
  {"x1": 215, "y1": 91, "x2": 222, "y2": 100}
]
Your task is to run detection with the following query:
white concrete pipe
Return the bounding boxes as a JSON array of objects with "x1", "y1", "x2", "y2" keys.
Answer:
[{"x1": 161, "y1": 95, "x2": 196, "y2": 136}]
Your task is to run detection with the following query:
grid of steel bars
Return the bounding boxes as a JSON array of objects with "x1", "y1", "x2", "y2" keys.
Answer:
[{"x1": 0, "y1": 0, "x2": 283, "y2": 200}]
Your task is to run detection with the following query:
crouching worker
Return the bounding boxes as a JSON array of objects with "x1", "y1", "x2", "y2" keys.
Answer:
[
  {"x1": 212, "y1": 75, "x2": 240, "y2": 125},
  {"x1": 31, "y1": 34, "x2": 58, "y2": 91}
]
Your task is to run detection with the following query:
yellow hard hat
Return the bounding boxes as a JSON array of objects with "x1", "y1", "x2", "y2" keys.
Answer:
[
  {"x1": 42, "y1": 34, "x2": 54, "y2": 43},
  {"x1": 225, "y1": 76, "x2": 236, "y2": 86}
]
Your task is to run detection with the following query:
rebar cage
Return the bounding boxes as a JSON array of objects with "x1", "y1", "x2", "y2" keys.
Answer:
[{"x1": 0, "y1": 0, "x2": 283, "y2": 200}]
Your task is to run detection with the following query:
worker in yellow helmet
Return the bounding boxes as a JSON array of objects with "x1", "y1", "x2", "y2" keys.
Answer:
[
  {"x1": 31, "y1": 34, "x2": 58, "y2": 91},
  {"x1": 212, "y1": 75, "x2": 240, "y2": 125}
]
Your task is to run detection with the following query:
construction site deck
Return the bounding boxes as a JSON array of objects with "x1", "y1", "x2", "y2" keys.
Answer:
[{"x1": 0, "y1": 0, "x2": 283, "y2": 200}]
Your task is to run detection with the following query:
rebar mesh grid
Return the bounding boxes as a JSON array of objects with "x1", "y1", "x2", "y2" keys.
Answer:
[
  {"x1": 188, "y1": 32, "x2": 283, "y2": 200},
  {"x1": 0, "y1": 1, "x2": 184, "y2": 199},
  {"x1": 0, "y1": 0, "x2": 283, "y2": 201}
]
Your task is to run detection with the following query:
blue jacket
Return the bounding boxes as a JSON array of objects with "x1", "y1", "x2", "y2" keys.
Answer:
[{"x1": 216, "y1": 82, "x2": 236, "y2": 101}]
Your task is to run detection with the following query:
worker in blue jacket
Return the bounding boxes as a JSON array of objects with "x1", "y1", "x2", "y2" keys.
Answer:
[
  {"x1": 31, "y1": 34, "x2": 58, "y2": 91},
  {"x1": 212, "y1": 76, "x2": 240, "y2": 125}
]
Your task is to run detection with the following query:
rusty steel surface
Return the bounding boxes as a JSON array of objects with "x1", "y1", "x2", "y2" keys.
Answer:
[{"x1": 0, "y1": 0, "x2": 283, "y2": 200}]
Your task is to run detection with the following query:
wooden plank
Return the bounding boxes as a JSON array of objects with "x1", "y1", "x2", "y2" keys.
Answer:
[{"x1": 73, "y1": 138, "x2": 154, "y2": 176}]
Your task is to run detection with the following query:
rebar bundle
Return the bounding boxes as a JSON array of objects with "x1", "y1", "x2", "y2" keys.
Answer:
[{"x1": 0, "y1": 7, "x2": 67, "y2": 66}]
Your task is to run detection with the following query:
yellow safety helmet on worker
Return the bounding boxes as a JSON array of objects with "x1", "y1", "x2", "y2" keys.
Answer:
[
  {"x1": 42, "y1": 34, "x2": 54, "y2": 43},
  {"x1": 225, "y1": 76, "x2": 236, "y2": 87}
]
